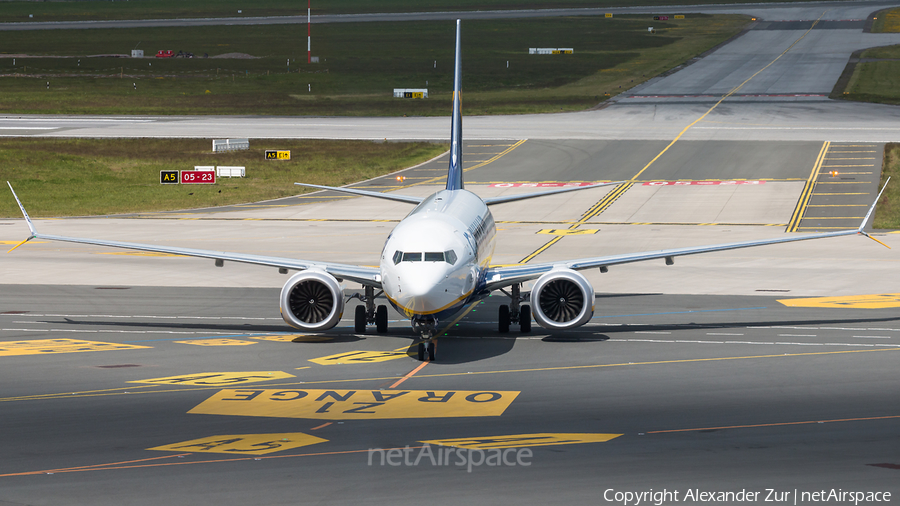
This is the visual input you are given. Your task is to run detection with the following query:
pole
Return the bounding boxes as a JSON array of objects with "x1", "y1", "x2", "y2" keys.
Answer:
[{"x1": 307, "y1": 0, "x2": 311, "y2": 64}]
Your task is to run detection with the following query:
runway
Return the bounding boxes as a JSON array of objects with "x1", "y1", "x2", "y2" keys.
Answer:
[{"x1": 1, "y1": 1, "x2": 899, "y2": 504}]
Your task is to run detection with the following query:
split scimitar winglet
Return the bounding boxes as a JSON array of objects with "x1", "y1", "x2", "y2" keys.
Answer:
[
  {"x1": 6, "y1": 181, "x2": 37, "y2": 253},
  {"x1": 856, "y1": 177, "x2": 890, "y2": 249}
]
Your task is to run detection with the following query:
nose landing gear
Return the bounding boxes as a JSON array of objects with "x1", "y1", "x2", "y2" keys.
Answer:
[{"x1": 417, "y1": 340, "x2": 436, "y2": 361}]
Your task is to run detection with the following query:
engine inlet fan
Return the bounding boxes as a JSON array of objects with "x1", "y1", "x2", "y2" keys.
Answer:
[{"x1": 539, "y1": 279, "x2": 584, "y2": 322}]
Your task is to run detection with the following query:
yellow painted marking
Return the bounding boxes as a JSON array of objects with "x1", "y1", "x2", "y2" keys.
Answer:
[
  {"x1": 189, "y1": 389, "x2": 519, "y2": 420},
  {"x1": 778, "y1": 293, "x2": 900, "y2": 309},
  {"x1": 174, "y1": 339, "x2": 256, "y2": 346},
  {"x1": 787, "y1": 141, "x2": 828, "y2": 232},
  {"x1": 0, "y1": 240, "x2": 46, "y2": 245},
  {"x1": 149, "y1": 433, "x2": 326, "y2": 455},
  {"x1": 248, "y1": 335, "x2": 304, "y2": 342},
  {"x1": 129, "y1": 371, "x2": 294, "y2": 386},
  {"x1": 0, "y1": 339, "x2": 149, "y2": 357},
  {"x1": 536, "y1": 229, "x2": 599, "y2": 236},
  {"x1": 421, "y1": 433, "x2": 621, "y2": 449},
  {"x1": 99, "y1": 252, "x2": 186, "y2": 257},
  {"x1": 289, "y1": 335, "x2": 334, "y2": 342},
  {"x1": 309, "y1": 350, "x2": 408, "y2": 365}
]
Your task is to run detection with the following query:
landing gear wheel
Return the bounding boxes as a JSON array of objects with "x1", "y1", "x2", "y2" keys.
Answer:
[
  {"x1": 426, "y1": 341, "x2": 436, "y2": 361},
  {"x1": 354, "y1": 305, "x2": 366, "y2": 334},
  {"x1": 499, "y1": 305, "x2": 510, "y2": 333},
  {"x1": 417, "y1": 342, "x2": 426, "y2": 361},
  {"x1": 376, "y1": 305, "x2": 388, "y2": 333},
  {"x1": 520, "y1": 305, "x2": 531, "y2": 333}
]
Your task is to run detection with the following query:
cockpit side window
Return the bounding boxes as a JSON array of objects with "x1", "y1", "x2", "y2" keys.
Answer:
[
  {"x1": 392, "y1": 250, "x2": 403, "y2": 265},
  {"x1": 444, "y1": 250, "x2": 458, "y2": 265}
]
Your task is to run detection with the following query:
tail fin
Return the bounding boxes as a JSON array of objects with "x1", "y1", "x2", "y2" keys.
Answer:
[{"x1": 446, "y1": 19, "x2": 464, "y2": 191}]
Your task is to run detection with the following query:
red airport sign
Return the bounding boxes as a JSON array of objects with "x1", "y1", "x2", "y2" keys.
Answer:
[{"x1": 181, "y1": 170, "x2": 216, "y2": 184}]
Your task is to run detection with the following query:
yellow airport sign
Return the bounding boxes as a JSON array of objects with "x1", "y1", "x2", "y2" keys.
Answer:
[
  {"x1": 309, "y1": 350, "x2": 408, "y2": 365},
  {"x1": 778, "y1": 293, "x2": 900, "y2": 309},
  {"x1": 149, "y1": 432, "x2": 327, "y2": 455},
  {"x1": 605, "y1": 13, "x2": 613, "y2": 18},
  {"x1": 0, "y1": 339, "x2": 149, "y2": 357},
  {"x1": 674, "y1": 14, "x2": 685, "y2": 19},
  {"x1": 174, "y1": 339, "x2": 256, "y2": 346},
  {"x1": 189, "y1": 389, "x2": 519, "y2": 420},
  {"x1": 129, "y1": 371, "x2": 295, "y2": 386},
  {"x1": 265, "y1": 150, "x2": 291, "y2": 160},
  {"x1": 421, "y1": 433, "x2": 622, "y2": 449}
]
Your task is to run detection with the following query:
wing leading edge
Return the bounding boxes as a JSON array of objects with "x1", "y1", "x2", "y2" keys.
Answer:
[
  {"x1": 6, "y1": 182, "x2": 382, "y2": 287},
  {"x1": 484, "y1": 178, "x2": 891, "y2": 292}
]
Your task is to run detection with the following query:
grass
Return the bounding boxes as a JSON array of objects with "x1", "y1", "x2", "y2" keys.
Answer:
[
  {"x1": 0, "y1": 15, "x2": 749, "y2": 116},
  {"x1": 0, "y1": 138, "x2": 447, "y2": 217},
  {"x1": 874, "y1": 143, "x2": 899, "y2": 230},
  {"x1": 0, "y1": 0, "x2": 817, "y2": 23},
  {"x1": 871, "y1": 7, "x2": 900, "y2": 33}
]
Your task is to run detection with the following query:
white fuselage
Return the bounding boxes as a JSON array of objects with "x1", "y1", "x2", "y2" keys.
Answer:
[{"x1": 380, "y1": 189, "x2": 495, "y2": 333}]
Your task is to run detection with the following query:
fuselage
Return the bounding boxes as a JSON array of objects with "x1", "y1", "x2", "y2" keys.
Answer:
[{"x1": 380, "y1": 189, "x2": 495, "y2": 334}]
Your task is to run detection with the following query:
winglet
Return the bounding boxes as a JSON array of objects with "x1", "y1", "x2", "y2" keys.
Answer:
[
  {"x1": 446, "y1": 19, "x2": 464, "y2": 191},
  {"x1": 6, "y1": 182, "x2": 38, "y2": 252},
  {"x1": 857, "y1": 177, "x2": 890, "y2": 249}
]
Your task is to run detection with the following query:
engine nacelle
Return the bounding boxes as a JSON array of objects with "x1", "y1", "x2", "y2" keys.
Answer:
[
  {"x1": 531, "y1": 269, "x2": 595, "y2": 330},
  {"x1": 280, "y1": 270, "x2": 344, "y2": 331}
]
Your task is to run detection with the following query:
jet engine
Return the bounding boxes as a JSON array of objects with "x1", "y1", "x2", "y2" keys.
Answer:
[
  {"x1": 280, "y1": 270, "x2": 344, "y2": 330},
  {"x1": 531, "y1": 269, "x2": 595, "y2": 330}
]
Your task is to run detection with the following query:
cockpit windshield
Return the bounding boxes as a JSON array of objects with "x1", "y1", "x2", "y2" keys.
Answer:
[{"x1": 393, "y1": 250, "x2": 458, "y2": 265}]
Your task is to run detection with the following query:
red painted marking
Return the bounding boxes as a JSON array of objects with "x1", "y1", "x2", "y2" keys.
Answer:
[
  {"x1": 489, "y1": 182, "x2": 598, "y2": 188},
  {"x1": 642, "y1": 180, "x2": 766, "y2": 186}
]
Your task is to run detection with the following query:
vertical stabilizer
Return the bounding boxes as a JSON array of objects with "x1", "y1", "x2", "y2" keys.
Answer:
[{"x1": 446, "y1": 20, "x2": 464, "y2": 191}]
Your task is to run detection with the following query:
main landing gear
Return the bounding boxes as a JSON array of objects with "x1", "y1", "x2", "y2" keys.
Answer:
[
  {"x1": 498, "y1": 283, "x2": 531, "y2": 333},
  {"x1": 352, "y1": 286, "x2": 389, "y2": 334}
]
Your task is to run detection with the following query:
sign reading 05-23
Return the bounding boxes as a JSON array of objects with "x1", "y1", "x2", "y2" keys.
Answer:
[
  {"x1": 181, "y1": 170, "x2": 216, "y2": 184},
  {"x1": 266, "y1": 150, "x2": 291, "y2": 160}
]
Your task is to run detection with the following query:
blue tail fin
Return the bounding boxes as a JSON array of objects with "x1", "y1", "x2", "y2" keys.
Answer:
[{"x1": 446, "y1": 20, "x2": 464, "y2": 191}]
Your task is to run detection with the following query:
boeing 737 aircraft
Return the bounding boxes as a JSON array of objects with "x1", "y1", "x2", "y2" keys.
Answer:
[{"x1": 7, "y1": 20, "x2": 890, "y2": 361}]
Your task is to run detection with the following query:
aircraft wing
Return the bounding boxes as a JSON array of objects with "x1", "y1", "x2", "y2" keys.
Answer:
[
  {"x1": 6, "y1": 183, "x2": 382, "y2": 287},
  {"x1": 484, "y1": 179, "x2": 890, "y2": 292},
  {"x1": 294, "y1": 183, "x2": 423, "y2": 204}
]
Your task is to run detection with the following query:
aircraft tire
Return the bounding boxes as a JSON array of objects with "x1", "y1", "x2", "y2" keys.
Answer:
[
  {"x1": 354, "y1": 305, "x2": 366, "y2": 333},
  {"x1": 376, "y1": 305, "x2": 388, "y2": 333},
  {"x1": 520, "y1": 305, "x2": 532, "y2": 333},
  {"x1": 417, "y1": 342, "x2": 426, "y2": 361},
  {"x1": 427, "y1": 341, "x2": 435, "y2": 361},
  {"x1": 499, "y1": 305, "x2": 510, "y2": 333}
]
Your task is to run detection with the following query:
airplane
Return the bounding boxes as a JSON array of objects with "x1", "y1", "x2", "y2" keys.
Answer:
[{"x1": 6, "y1": 20, "x2": 891, "y2": 362}]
